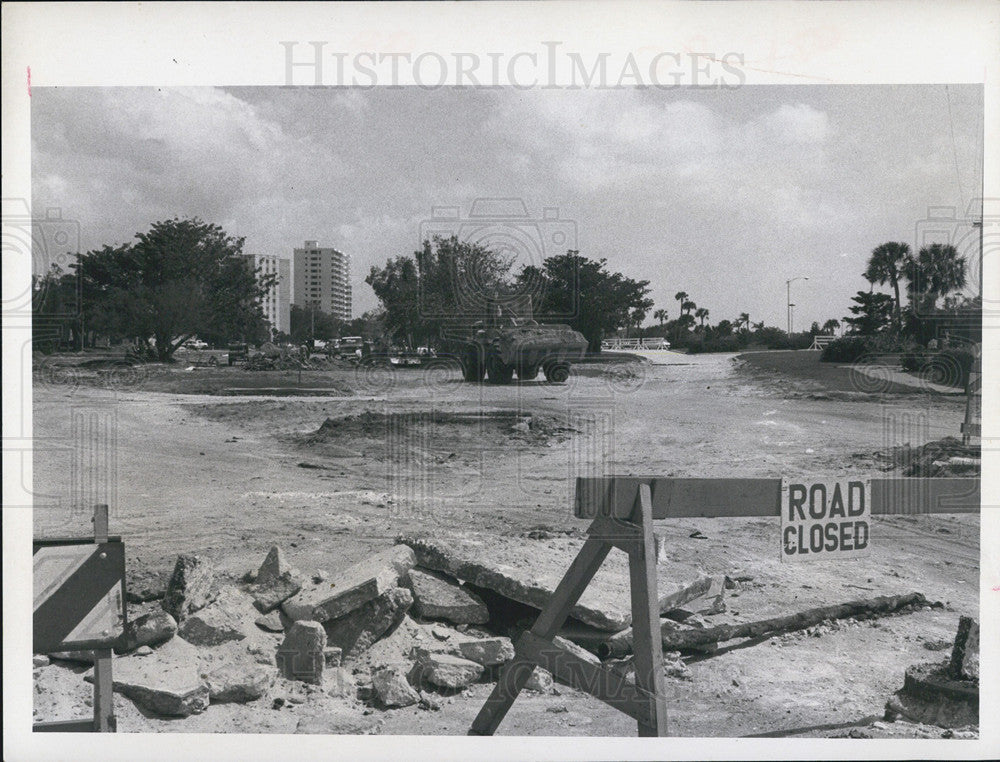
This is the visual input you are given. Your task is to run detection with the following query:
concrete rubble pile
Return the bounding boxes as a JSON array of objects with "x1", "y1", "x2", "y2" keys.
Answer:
[{"x1": 37, "y1": 534, "x2": 740, "y2": 730}]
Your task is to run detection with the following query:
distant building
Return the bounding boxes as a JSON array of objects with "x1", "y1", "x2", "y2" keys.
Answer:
[
  {"x1": 292, "y1": 240, "x2": 351, "y2": 321},
  {"x1": 241, "y1": 254, "x2": 291, "y2": 336}
]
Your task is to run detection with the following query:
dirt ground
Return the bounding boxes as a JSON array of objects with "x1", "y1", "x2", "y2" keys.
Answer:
[{"x1": 31, "y1": 350, "x2": 980, "y2": 737}]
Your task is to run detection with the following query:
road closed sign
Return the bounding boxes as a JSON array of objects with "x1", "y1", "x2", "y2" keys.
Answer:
[{"x1": 781, "y1": 479, "x2": 871, "y2": 562}]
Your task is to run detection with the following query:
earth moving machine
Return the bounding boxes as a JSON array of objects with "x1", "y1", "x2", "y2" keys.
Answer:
[{"x1": 448, "y1": 297, "x2": 588, "y2": 384}]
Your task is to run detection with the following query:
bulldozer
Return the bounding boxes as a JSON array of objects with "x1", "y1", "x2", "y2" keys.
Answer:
[{"x1": 446, "y1": 297, "x2": 587, "y2": 384}]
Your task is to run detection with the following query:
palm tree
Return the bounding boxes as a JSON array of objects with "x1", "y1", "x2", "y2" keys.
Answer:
[
  {"x1": 736, "y1": 312, "x2": 750, "y2": 333},
  {"x1": 903, "y1": 243, "x2": 967, "y2": 314},
  {"x1": 822, "y1": 318, "x2": 840, "y2": 336},
  {"x1": 695, "y1": 307, "x2": 709, "y2": 328},
  {"x1": 865, "y1": 242, "x2": 910, "y2": 330},
  {"x1": 674, "y1": 291, "x2": 687, "y2": 314},
  {"x1": 653, "y1": 308, "x2": 668, "y2": 326},
  {"x1": 682, "y1": 300, "x2": 696, "y2": 315}
]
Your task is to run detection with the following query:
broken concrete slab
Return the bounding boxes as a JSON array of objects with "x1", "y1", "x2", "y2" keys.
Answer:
[
  {"x1": 178, "y1": 588, "x2": 258, "y2": 646},
  {"x1": 276, "y1": 621, "x2": 326, "y2": 685},
  {"x1": 250, "y1": 546, "x2": 303, "y2": 613},
  {"x1": 202, "y1": 662, "x2": 274, "y2": 703},
  {"x1": 161, "y1": 555, "x2": 217, "y2": 623},
  {"x1": 372, "y1": 665, "x2": 420, "y2": 707},
  {"x1": 252, "y1": 575, "x2": 303, "y2": 614},
  {"x1": 553, "y1": 635, "x2": 601, "y2": 666},
  {"x1": 453, "y1": 637, "x2": 515, "y2": 667},
  {"x1": 407, "y1": 567, "x2": 489, "y2": 624},
  {"x1": 116, "y1": 610, "x2": 177, "y2": 654},
  {"x1": 323, "y1": 587, "x2": 413, "y2": 659},
  {"x1": 412, "y1": 650, "x2": 483, "y2": 690},
  {"x1": 949, "y1": 616, "x2": 979, "y2": 681},
  {"x1": 91, "y1": 637, "x2": 209, "y2": 717},
  {"x1": 398, "y1": 534, "x2": 698, "y2": 632},
  {"x1": 255, "y1": 610, "x2": 285, "y2": 633},
  {"x1": 282, "y1": 546, "x2": 416, "y2": 623}
]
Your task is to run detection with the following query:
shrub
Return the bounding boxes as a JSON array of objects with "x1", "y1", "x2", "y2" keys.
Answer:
[{"x1": 821, "y1": 336, "x2": 870, "y2": 363}]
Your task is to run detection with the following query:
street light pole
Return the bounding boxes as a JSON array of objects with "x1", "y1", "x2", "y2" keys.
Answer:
[{"x1": 786, "y1": 276, "x2": 809, "y2": 334}]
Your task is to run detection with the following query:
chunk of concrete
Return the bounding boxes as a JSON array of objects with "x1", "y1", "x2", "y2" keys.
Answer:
[
  {"x1": 178, "y1": 588, "x2": 258, "y2": 646},
  {"x1": 407, "y1": 568, "x2": 489, "y2": 624},
  {"x1": 161, "y1": 555, "x2": 217, "y2": 622},
  {"x1": 412, "y1": 650, "x2": 483, "y2": 690},
  {"x1": 373, "y1": 665, "x2": 420, "y2": 707},
  {"x1": 276, "y1": 621, "x2": 326, "y2": 685},
  {"x1": 282, "y1": 546, "x2": 416, "y2": 623},
  {"x1": 949, "y1": 616, "x2": 979, "y2": 681},
  {"x1": 453, "y1": 637, "x2": 515, "y2": 667},
  {"x1": 323, "y1": 587, "x2": 413, "y2": 659},
  {"x1": 553, "y1": 635, "x2": 601, "y2": 666},
  {"x1": 116, "y1": 610, "x2": 177, "y2": 653},
  {"x1": 202, "y1": 662, "x2": 274, "y2": 703},
  {"x1": 255, "y1": 610, "x2": 285, "y2": 633},
  {"x1": 93, "y1": 637, "x2": 208, "y2": 717},
  {"x1": 525, "y1": 666, "x2": 555, "y2": 693},
  {"x1": 250, "y1": 546, "x2": 303, "y2": 613},
  {"x1": 398, "y1": 535, "x2": 635, "y2": 631}
]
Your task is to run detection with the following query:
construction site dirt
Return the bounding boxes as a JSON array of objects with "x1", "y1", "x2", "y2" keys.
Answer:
[{"x1": 31, "y1": 351, "x2": 979, "y2": 738}]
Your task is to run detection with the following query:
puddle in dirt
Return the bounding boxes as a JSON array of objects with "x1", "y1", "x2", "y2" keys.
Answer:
[{"x1": 296, "y1": 409, "x2": 578, "y2": 459}]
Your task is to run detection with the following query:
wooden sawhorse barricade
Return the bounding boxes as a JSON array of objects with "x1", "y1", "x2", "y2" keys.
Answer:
[{"x1": 470, "y1": 476, "x2": 980, "y2": 737}]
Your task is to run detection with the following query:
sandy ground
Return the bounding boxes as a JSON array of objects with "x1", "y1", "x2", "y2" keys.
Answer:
[{"x1": 31, "y1": 351, "x2": 979, "y2": 737}]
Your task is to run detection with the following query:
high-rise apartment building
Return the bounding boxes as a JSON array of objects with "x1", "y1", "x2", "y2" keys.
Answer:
[
  {"x1": 292, "y1": 240, "x2": 352, "y2": 321},
  {"x1": 241, "y1": 254, "x2": 291, "y2": 336}
]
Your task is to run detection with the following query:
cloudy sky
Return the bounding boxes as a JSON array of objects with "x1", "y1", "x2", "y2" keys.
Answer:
[{"x1": 32, "y1": 84, "x2": 982, "y2": 329}]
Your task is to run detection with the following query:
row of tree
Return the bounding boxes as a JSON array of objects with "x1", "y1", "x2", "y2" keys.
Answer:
[
  {"x1": 32, "y1": 218, "x2": 276, "y2": 360},
  {"x1": 365, "y1": 238, "x2": 654, "y2": 352},
  {"x1": 844, "y1": 240, "x2": 975, "y2": 342}
]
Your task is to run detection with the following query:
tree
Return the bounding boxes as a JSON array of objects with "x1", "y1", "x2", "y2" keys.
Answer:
[
  {"x1": 822, "y1": 318, "x2": 840, "y2": 335},
  {"x1": 681, "y1": 300, "x2": 696, "y2": 315},
  {"x1": 843, "y1": 291, "x2": 894, "y2": 336},
  {"x1": 864, "y1": 242, "x2": 910, "y2": 331},
  {"x1": 903, "y1": 243, "x2": 967, "y2": 315},
  {"x1": 72, "y1": 218, "x2": 274, "y2": 360},
  {"x1": 736, "y1": 312, "x2": 750, "y2": 333},
  {"x1": 521, "y1": 251, "x2": 653, "y2": 352},
  {"x1": 367, "y1": 236, "x2": 516, "y2": 347},
  {"x1": 653, "y1": 308, "x2": 668, "y2": 326},
  {"x1": 289, "y1": 304, "x2": 342, "y2": 345},
  {"x1": 695, "y1": 307, "x2": 709, "y2": 328},
  {"x1": 714, "y1": 319, "x2": 734, "y2": 337},
  {"x1": 809, "y1": 321, "x2": 821, "y2": 335},
  {"x1": 674, "y1": 292, "x2": 688, "y2": 314}
]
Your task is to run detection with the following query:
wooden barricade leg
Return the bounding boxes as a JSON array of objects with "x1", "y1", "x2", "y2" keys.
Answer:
[
  {"x1": 469, "y1": 536, "x2": 612, "y2": 735},
  {"x1": 470, "y1": 482, "x2": 670, "y2": 737},
  {"x1": 91, "y1": 504, "x2": 116, "y2": 732},
  {"x1": 627, "y1": 484, "x2": 668, "y2": 736}
]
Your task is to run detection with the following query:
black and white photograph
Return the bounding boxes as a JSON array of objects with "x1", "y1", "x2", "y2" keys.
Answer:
[{"x1": 3, "y1": 2, "x2": 997, "y2": 760}]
